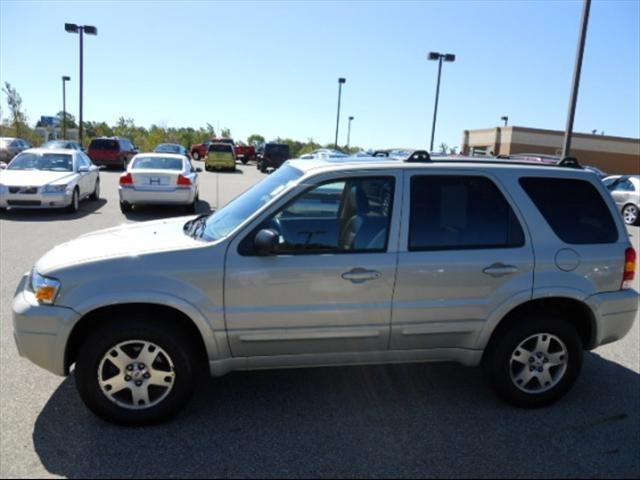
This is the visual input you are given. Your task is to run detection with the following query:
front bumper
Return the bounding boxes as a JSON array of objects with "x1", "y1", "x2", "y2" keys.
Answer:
[
  {"x1": 587, "y1": 289, "x2": 639, "y2": 348},
  {"x1": 119, "y1": 186, "x2": 196, "y2": 205},
  {"x1": 0, "y1": 189, "x2": 74, "y2": 209},
  {"x1": 12, "y1": 275, "x2": 81, "y2": 376}
]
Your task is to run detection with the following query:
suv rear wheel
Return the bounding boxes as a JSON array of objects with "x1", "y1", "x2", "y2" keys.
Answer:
[
  {"x1": 483, "y1": 314, "x2": 583, "y2": 408},
  {"x1": 74, "y1": 318, "x2": 197, "y2": 425}
]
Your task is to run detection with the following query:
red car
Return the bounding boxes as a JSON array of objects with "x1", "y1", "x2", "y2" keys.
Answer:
[{"x1": 88, "y1": 137, "x2": 138, "y2": 169}]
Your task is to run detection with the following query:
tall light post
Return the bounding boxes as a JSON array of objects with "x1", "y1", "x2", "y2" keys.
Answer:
[
  {"x1": 334, "y1": 77, "x2": 346, "y2": 150},
  {"x1": 347, "y1": 116, "x2": 354, "y2": 149},
  {"x1": 501, "y1": 116, "x2": 509, "y2": 126},
  {"x1": 562, "y1": 0, "x2": 591, "y2": 158},
  {"x1": 428, "y1": 52, "x2": 455, "y2": 152},
  {"x1": 61, "y1": 76, "x2": 70, "y2": 139},
  {"x1": 65, "y1": 23, "x2": 97, "y2": 147}
]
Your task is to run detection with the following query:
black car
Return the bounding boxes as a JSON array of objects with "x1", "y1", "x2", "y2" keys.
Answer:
[{"x1": 256, "y1": 143, "x2": 290, "y2": 173}]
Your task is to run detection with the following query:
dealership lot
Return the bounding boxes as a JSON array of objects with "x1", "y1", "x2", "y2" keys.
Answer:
[{"x1": 1, "y1": 162, "x2": 638, "y2": 478}]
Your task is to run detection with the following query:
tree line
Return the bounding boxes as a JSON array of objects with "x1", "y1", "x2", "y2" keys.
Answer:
[{"x1": 1, "y1": 82, "x2": 363, "y2": 158}]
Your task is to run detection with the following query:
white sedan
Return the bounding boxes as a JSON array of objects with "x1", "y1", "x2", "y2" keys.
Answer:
[
  {"x1": 0, "y1": 148, "x2": 100, "y2": 212},
  {"x1": 118, "y1": 153, "x2": 200, "y2": 213}
]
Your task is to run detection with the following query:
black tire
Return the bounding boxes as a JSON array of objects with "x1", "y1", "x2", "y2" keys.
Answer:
[
  {"x1": 260, "y1": 163, "x2": 267, "y2": 173},
  {"x1": 67, "y1": 188, "x2": 79, "y2": 213},
  {"x1": 122, "y1": 157, "x2": 129, "y2": 170},
  {"x1": 192, "y1": 151, "x2": 200, "y2": 161},
  {"x1": 74, "y1": 318, "x2": 198, "y2": 426},
  {"x1": 241, "y1": 157, "x2": 248, "y2": 165},
  {"x1": 186, "y1": 193, "x2": 198, "y2": 213},
  {"x1": 120, "y1": 201, "x2": 132, "y2": 213},
  {"x1": 90, "y1": 179, "x2": 100, "y2": 201},
  {"x1": 483, "y1": 313, "x2": 583, "y2": 408}
]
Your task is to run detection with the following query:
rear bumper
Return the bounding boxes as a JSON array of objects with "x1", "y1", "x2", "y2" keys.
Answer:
[
  {"x1": 206, "y1": 158, "x2": 236, "y2": 169},
  {"x1": 119, "y1": 186, "x2": 196, "y2": 205},
  {"x1": 587, "y1": 289, "x2": 639, "y2": 348}
]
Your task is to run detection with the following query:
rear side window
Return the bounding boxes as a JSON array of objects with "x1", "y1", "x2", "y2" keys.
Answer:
[
  {"x1": 89, "y1": 139, "x2": 119, "y2": 151},
  {"x1": 520, "y1": 177, "x2": 618, "y2": 244},
  {"x1": 409, "y1": 176, "x2": 525, "y2": 251}
]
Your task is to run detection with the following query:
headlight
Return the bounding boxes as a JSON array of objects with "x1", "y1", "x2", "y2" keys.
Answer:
[
  {"x1": 29, "y1": 269, "x2": 61, "y2": 304},
  {"x1": 43, "y1": 184, "x2": 68, "y2": 193}
]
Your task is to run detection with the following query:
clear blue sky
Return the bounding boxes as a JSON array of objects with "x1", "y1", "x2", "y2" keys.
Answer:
[{"x1": 1, "y1": 1, "x2": 639, "y2": 150}]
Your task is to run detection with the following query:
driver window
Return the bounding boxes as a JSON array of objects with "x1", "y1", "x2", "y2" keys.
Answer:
[{"x1": 255, "y1": 176, "x2": 395, "y2": 254}]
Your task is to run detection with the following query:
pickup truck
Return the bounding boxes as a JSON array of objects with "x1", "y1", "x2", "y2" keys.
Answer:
[
  {"x1": 190, "y1": 138, "x2": 254, "y2": 164},
  {"x1": 234, "y1": 142, "x2": 256, "y2": 164}
]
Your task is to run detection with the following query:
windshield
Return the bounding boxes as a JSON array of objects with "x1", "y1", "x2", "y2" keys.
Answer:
[
  {"x1": 154, "y1": 144, "x2": 181, "y2": 153},
  {"x1": 198, "y1": 164, "x2": 303, "y2": 241},
  {"x1": 8, "y1": 152, "x2": 73, "y2": 171},
  {"x1": 131, "y1": 156, "x2": 184, "y2": 170}
]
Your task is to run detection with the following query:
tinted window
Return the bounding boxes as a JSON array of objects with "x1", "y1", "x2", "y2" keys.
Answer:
[
  {"x1": 248, "y1": 177, "x2": 395, "y2": 254},
  {"x1": 265, "y1": 144, "x2": 290, "y2": 158},
  {"x1": 209, "y1": 144, "x2": 233, "y2": 153},
  {"x1": 89, "y1": 139, "x2": 119, "y2": 151},
  {"x1": 520, "y1": 177, "x2": 618, "y2": 244},
  {"x1": 409, "y1": 176, "x2": 525, "y2": 251}
]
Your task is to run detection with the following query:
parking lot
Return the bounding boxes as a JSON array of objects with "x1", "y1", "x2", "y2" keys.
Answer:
[{"x1": 0, "y1": 161, "x2": 638, "y2": 478}]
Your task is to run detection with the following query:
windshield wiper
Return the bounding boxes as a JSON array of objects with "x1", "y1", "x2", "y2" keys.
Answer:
[{"x1": 183, "y1": 213, "x2": 211, "y2": 239}]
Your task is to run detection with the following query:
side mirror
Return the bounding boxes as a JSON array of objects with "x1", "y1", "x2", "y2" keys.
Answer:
[
  {"x1": 254, "y1": 228, "x2": 279, "y2": 256},
  {"x1": 195, "y1": 167, "x2": 202, "y2": 172},
  {"x1": 0, "y1": 162, "x2": 7, "y2": 170},
  {"x1": 78, "y1": 165, "x2": 90, "y2": 173}
]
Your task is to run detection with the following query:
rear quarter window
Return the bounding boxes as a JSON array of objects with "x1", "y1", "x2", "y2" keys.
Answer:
[{"x1": 520, "y1": 177, "x2": 618, "y2": 244}]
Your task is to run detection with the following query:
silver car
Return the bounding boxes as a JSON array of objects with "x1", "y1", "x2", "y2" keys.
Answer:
[
  {"x1": 12, "y1": 158, "x2": 638, "y2": 425},
  {"x1": 604, "y1": 175, "x2": 640, "y2": 225},
  {"x1": 118, "y1": 153, "x2": 201, "y2": 213},
  {"x1": 0, "y1": 137, "x2": 32, "y2": 162},
  {"x1": 0, "y1": 148, "x2": 100, "y2": 212}
]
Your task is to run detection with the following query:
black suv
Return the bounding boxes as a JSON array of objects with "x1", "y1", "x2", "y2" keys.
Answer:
[{"x1": 256, "y1": 143, "x2": 290, "y2": 173}]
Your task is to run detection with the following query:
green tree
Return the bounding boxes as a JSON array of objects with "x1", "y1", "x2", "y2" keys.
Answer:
[
  {"x1": 56, "y1": 110, "x2": 78, "y2": 130},
  {"x1": 247, "y1": 134, "x2": 265, "y2": 146},
  {"x1": 220, "y1": 127, "x2": 231, "y2": 138},
  {"x1": 2, "y1": 82, "x2": 28, "y2": 137},
  {"x1": 439, "y1": 142, "x2": 449, "y2": 153}
]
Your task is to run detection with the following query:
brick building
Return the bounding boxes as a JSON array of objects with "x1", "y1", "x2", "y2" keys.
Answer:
[{"x1": 461, "y1": 126, "x2": 639, "y2": 175}]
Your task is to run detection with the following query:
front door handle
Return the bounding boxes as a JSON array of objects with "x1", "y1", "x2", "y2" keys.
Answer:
[
  {"x1": 341, "y1": 268, "x2": 381, "y2": 283},
  {"x1": 483, "y1": 263, "x2": 518, "y2": 277}
]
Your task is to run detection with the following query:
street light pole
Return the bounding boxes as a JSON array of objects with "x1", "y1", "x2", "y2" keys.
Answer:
[
  {"x1": 347, "y1": 116, "x2": 354, "y2": 149},
  {"x1": 562, "y1": 0, "x2": 591, "y2": 158},
  {"x1": 334, "y1": 77, "x2": 346, "y2": 150},
  {"x1": 65, "y1": 23, "x2": 97, "y2": 147},
  {"x1": 501, "y1": 116, "x2": 509, "y2": 126},
  {"x1": 428, "y1": 52, "x2": 455, "y2": 152},
  {"x1": 62, "y1": 76, "x2": 70, "y2": 139}
]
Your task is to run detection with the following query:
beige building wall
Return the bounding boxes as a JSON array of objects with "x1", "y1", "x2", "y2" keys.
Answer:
[{"x1": 462, "y1": 126, "x2": 640, "y2": 175}]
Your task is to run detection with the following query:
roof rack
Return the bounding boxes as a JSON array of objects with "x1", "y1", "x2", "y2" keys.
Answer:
[{"x1": 391, "y1": 154, "x2": 584, "y2": 169}]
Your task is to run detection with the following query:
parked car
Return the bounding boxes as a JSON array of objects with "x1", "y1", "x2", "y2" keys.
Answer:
[
  {"x1": 189, "y1": 140, "x2": 212, "y2": 161},
  {"x1": 88, "y1": 137, "x2": 138, "y2": 169},
  {"x1": 234, "y1": 142, "x2": 256, "y2": 164},
  {"x1": 256, "y1": 142, "x2": 290, "y2": 172},
  {"x1": 153, "y1": 143, "x2": 190, "y2": 157},
  {"x1": 205, "y1": 143, "x2": 236, "y2": 171},
  {"x1": 0, "y1": 148, "x2": 100, "y2": 212},
  {"x1": 0, "y1": 137, "x2": 32, "y2": 162},
  {"x1": 12, "y1": 157, "x2": 638, "y2": 425},
  {"x1": 42, "y1": 140, "x2": 84, "y2": 151},
  {"x1": 119, "y1": 153, "x2": 200, "y2": 213},
  {"x1": 604, "y1": 175, "x2": 640, "y2": 225},
  {"x1": 298, "y1": 148, "x2": 349, "y2": 160}
]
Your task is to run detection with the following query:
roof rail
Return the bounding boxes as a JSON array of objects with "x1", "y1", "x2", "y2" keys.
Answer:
[{"x1": 558, "y1": 156, "x2": 582, "y2": 169}]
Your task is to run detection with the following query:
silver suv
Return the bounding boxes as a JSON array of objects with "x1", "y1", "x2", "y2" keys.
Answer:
[{"x1": 12, "y1": 158, "x2": 638, "y2": 425}]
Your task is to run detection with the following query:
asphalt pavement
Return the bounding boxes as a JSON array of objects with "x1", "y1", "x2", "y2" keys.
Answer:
[{"x1": 1, "y1": 161, "x2": 638, "y2": 478}]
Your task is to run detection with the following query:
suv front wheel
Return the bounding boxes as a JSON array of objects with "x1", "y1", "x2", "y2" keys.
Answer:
[
  {"x1": 483, "y1": 314, "x2": 583, "y2": 408},
  {"x1": 74, "y1": 318, "x2": 198, "y2": 425}
]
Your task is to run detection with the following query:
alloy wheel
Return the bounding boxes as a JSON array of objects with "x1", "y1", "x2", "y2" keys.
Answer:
[
  {"x1": 509, "y1": 333, "x2": 568, "y2": 394},
  {"x1": 97, "y1": 340, "x2": 176, "y2": 410},
  {"x1": 623, "y1": 205, "x2": 638, "y2": 225}
]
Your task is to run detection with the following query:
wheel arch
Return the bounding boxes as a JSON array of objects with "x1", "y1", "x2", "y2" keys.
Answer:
[
  {"x1": 482, "y1": 297, "x2": 597, "y2": 362},
  {"x1": 65, "y1": 302, "x2": 212, "y2": 374}
]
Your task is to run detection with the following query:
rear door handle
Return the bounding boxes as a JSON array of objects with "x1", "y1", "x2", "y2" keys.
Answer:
[
  {"x1": 483, "y1": 263, "x2": 519, "y2": 277},
  {"x1": 341, "y1": 268, "x2": 381, "y2": 283}
]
